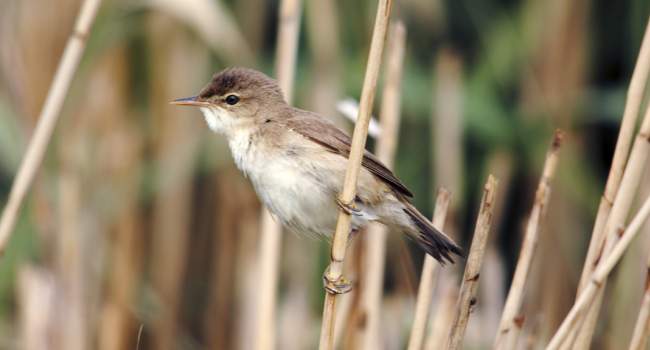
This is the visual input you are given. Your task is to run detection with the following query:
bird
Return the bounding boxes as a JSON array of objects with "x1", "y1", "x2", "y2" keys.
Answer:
[{"x1": 171, "y1": 67, "x2": 462, "y2": 269}]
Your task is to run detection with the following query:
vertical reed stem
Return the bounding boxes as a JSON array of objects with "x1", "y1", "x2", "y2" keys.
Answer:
[
  {"x1": 447, "y1": 175, "x2": 499, "y2": 350},
  {"x1": 255, "y1": 0, "x2": 302, "y2": 349},
  {"x1": 0, "y1": 0, "x2": 103, "y2": 253},
  {"x1": 318, "y1": 1, "x2": 392, "y2": 349},
  {"x1": 628, "y1": 253, "x2": 650, "y2": 350},
  {"x1": 407, "y1": 188, "x2": 452, "y2": 350},
  {"x1": 361, "y1": 21, "x2": 406, "y2": 350},
  {"x1": 493, "y1": 130, "x2": 563, "y2": 349}
]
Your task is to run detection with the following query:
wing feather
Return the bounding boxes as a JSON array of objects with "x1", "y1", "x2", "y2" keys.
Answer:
[{"x1": 280, "y1": 109, "x2": 413, "y2": 198}]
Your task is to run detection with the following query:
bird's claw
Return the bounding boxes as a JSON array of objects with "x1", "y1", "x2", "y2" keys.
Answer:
[
  {"x1": 322, "y1": 270, "x2": 353, "y2": 295},
  {"x1": 336, "y1": 198, "x2": 361, "y2": 216}
]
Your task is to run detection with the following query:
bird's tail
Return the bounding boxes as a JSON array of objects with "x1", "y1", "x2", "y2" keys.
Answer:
[{"x1": 401, "y1": 203, "x2": 463, "y2": 264}]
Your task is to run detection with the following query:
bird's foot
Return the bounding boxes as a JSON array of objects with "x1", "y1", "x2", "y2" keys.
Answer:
[
  {"x1": 322, "y1": 268, "x2": 353, "y2": 294},
  {"x1": 336, "y1": 197, "x2": 361, "y2": 216}
]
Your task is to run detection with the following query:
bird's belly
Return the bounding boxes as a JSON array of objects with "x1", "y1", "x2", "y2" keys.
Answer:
[{"x1": 250, "y1": 160, "x2": 340, "y2": 236}]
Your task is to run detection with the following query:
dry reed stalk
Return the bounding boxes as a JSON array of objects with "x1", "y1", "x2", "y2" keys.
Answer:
[
  {"x1": 628, "y1": 253, "x2": 650, "y2": 350},
  {"x1": 424, "y1": 49, "x2": 465, "y2": 350},
  {"x1": 446, "y1": 175, "x2": 499, "y2": 350},
  {"x1": 148, "y1": 17, "x2": 205, "y2": 350},
  {"x1": 571, "y1": 97, "x2": 650, "y2": 349},
  {"x1": 147, "y1": 0, "x2": 253, "y2": 65},
  {"x1": 576, "y1": 17, "x2": 650, "y2": 294},
  {"x1": 255, "y1": 1, "x2": 302, "y2": 349},
  {"x1": 407, "y1": 188, "x2": 451, "y2": 350},
  {"x1": 0, "y1": 0, "x2": 102, "y2": 253},
  {"x1": 360, "y1": 21, "x2": 406, "y2": 350},
  {"x1": 305, "y1": 0, "x2": 342, "y2": 119},
  {"x1": 546, "y1": 193, "x2": 650, "y2": 350},
  {"x1": 18, "y1": 266, "x2": 56, "y2": 350},
  {"x1": 318, "y1": 1, "x2": 392, "y2": 348},
  {"x1": 493, "y1": 130, "x2": 564, "y2": 349},
  {"x1": 426, "y1": 286, "x2": 458, "y2": 350}
]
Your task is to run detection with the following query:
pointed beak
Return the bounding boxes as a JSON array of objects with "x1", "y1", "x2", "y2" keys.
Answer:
[{"x1": 170, "y1": 95, "x2": 209, "y2": 107}]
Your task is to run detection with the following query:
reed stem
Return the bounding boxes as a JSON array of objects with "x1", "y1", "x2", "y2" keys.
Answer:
[
  {"x1": 493, "y1": 130, "x2": 563, "y2": 349},
  {"x1": 446, "y1": 175, "x2": 499, "y2": 350},
  {"x1": 318, "y1": 1, "x2": 392, "y2": 349},
  {"x1": 255, "y1": 1, "x2": 302, "y2": 349},
  {"x1": 361, "y1": 21, "x2": 406, "y2": 350},
  {"x1": 0, "y1": 0, "x2": 103, "y2": 253}
]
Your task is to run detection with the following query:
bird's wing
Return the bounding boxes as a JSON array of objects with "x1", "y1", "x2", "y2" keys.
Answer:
[{"x1": 281, "y1": 109, "x2": 413, "y2": 198}]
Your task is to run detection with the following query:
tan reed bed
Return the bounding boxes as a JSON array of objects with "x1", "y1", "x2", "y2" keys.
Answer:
[
  {"x1": 546, "y1": 191, "x2": 650, "y2": 350},
  {"x1": 318, "y1": 0, "x2": 393, "y2": 348},
  {"x1": 628, "y1": 252, "x2": 650, "y2": 350},
  {"x1": 446, "y1": 175, "x2": 498, "y2": 349},
  {"x1": 493, "y1": 130, "x2": 563, "y2": 349},
  {"x1": 360, "y1": 21, "x2": 406, "y2": 350},
  {"x1": 407, "y1": 188, "x2": 451, "y2": 350},
  {"x1": 255, "y1": 1, "x2": 302, "y2": 349},
  {"x1": 571, "y1": 17, "x2": 650, "y2": 348},
  {"x1": 0, "y1": 0, "x2": 103, "y2": 252}
]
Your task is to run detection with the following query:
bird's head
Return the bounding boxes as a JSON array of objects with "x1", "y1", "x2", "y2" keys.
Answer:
[{"x1": 171, "y1": 67, "x2": 286, "y2": 134}]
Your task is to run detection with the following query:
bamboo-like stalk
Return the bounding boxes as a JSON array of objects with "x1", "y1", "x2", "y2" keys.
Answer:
[
  {"x1": 628, "y1": 253, "x2": 650, "y2": 350},
  {"x1": 0, "y1": 0, "x2": 102, "y2": 253},
  {"x1": 571, "y1": 97, "x2": 650, "y2": 349},
  {"x1": 360, "y1": 21, "x2": 406, "y2": 350},
  {"x1": 407, "y1": 188, "x2": 452, "y2": 350},
  {"x1": 318, "y1": 1, "x2": 393, "y2": 349},
  {"x1": 576, "y1": 17, "x2": 650, "y2": 295},
  {"x1": 255, "y1": 1, "x2": 302, "y2": 349},
  {"x1": 424, "y1": 48, "x2": 465, "y2": 350},
  {"x1": 493, "y1": 130, "x2": 564, "y2": 349},
  {"x1": 446, "y1": 175, "x2": 499, "y2": 350},
  {"x1": 546, "y1": 193, "x2": 650, "y2": 350}
]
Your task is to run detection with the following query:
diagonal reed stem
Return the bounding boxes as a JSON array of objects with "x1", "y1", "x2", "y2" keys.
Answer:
[
  {"x1": 318, "y1": 1, "x2": 392, "y2": 349},
  {"x1": 446, "y1": 175, "x2": 499, "y2": 350},
  {"x1": 0, "y1": 0, "x2": 103, "y2": 254},
  {"x1": 493, "y1": 130, "x2": 563, "y2": 349},
  {"x1": 546, "y1": 192, "x2": 650, "y2": 350},
  {"x1": 576, "y1": 15, "x2": 650, "y2": 297},
  {"x1": 255, "y1": 1, "x2": 302, "y2": 349}
]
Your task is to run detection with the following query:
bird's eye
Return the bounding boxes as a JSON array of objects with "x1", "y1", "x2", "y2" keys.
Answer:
[{"x1": 225, "y1": 95, "x2": 239, "y2": 105}]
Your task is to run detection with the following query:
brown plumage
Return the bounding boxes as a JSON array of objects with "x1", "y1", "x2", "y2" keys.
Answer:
[{"x1": 172, "y1": 67, "x2": 462, "y2": 264}]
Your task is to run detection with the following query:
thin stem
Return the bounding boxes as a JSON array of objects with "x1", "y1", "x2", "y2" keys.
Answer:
[
  {"x1": 255, "y1": 0, "x2": 302, "y2": 349},
  {"x1": 446, "y1": 175, "x2": 499, "y2": 350},
  {"x1": 361, "y1": 21, "x2": 406, "y2": 350},
  {"x1": 0, "y1": 0, "x2": 103, "y2": 253},
  {"x1": 628, "y1": 254, "x2": 650, "y2": 350},
  {"x1": 407, "y1": 188, "x2": 452, "y2": 350},
  {"x1": 318, "y1": 0, "x2": 393, "y2": 349},
  {"x1": 546, "y1": 193, "x2": 650, "y2": 350},
  {"x1": 572, "y1": 99, "x2": 650, "y2": 349},
  {"x1": 493, "y1": 130, "x2": 564, "y2": 349},
  {"x1": 577, "y1": 16, "x2": 650, "y2": 294}
]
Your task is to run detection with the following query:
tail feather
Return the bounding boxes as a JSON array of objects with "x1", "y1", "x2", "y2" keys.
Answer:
[{"x1": 402, "y1": 204, "x2": 463, "y2": 264}]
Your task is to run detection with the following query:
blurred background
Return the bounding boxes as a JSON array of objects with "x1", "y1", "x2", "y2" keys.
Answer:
[{"x1": 0, "y1": 0, "x2": 649, "y2": 349}]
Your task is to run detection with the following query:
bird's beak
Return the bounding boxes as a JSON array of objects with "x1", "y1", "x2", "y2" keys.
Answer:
[{"x1": 170, "y1": 95, "x2": 209, "y2": 107}]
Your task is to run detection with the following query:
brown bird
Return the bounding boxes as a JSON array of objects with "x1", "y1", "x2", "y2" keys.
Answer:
[{"x1": 172, "y1": 67, "x2": 462, "y2": 265}]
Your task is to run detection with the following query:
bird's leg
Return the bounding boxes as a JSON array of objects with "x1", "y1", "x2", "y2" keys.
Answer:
[
  {"x1": 336, "y1": 197, "x2": 361, "y2": 216},
  {"x1": 322, "y1": 228, "x2": 358, "y2": 294},
  {"x1": 322, "y1": 265, "x2": 352, "y2": 294}
]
